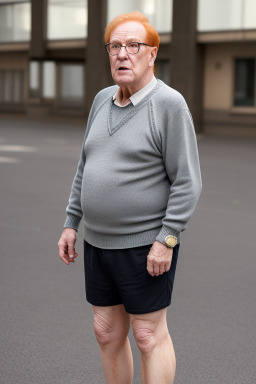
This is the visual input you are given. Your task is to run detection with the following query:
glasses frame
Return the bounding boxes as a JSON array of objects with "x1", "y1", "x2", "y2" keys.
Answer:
[{"x1": 105, "y1": 42, "x2": 151, "y2": 56}]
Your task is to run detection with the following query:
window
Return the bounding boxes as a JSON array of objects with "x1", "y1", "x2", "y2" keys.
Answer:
[
  {"x1": 29, "y1": 61, "x2": 84, "y2": 107},
  {"x1": 60, "y1": 64, "x2": 84, "y2": 101},
  {"x1": 43, "y1": 62, "x2": 56, "y2": 98},
  {"x1": 29, "y1": 61, "x2": 56, "y2": 99},
  {"x1": 0, "y1": 70, "x2": 24, "y2": 103},
  {"x1": 29, "y1": 61, "x2": 40, "y2": 99},
  {"x1": 47, "y1": 0, "x2": 87, "y2": 39},
  {"x1": 198, "y1": 0, "x2": 256, "y2": 31},
  {"x1": 107, "y1": 0, "x2": 173, "y2": 33},
  {"x1": 0, "y1": 1, "x2": 31, "y2": 42},
  {"x1": 234, "y1": 59, "x2": 255, "y2": 107},
  {"x1": 244, "y1": 0, "x2": 256, "y2": 29}
]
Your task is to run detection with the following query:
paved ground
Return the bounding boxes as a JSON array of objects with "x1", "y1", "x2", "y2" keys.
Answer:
[{"x1": 0, "y1": 117, "x2": 255, "y2": 384}]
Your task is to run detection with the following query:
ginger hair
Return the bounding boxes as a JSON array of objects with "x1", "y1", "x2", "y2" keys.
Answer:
[{"x1": 104, "y1": 11, "x2": 160, "y2": 50}]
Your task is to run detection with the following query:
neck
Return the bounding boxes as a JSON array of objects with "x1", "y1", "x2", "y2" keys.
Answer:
[{"x1": 118, "y1": 72, "x2": 154, "y2": 105}]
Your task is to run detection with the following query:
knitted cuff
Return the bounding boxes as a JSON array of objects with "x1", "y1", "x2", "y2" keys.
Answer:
[
  {"x1": 155, "y1": 225, "x2": 180, "y2": 245},
  {"x1": 64, "y1": 213, "x2": 81, "y2": 232}
]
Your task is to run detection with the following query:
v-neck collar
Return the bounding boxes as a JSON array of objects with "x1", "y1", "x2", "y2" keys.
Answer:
[{"x1": 107, "y1": 81, "x2": 162, "y2": 136}]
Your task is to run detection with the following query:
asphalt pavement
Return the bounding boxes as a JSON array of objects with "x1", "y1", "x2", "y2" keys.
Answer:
[{"x1": 0, "y1": 116, "x2": 255, "y2": 384}]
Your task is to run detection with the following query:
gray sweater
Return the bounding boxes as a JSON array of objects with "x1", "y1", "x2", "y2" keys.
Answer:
[{"x1": 64, "y1": 80, "x2": 202, "y2": 249}]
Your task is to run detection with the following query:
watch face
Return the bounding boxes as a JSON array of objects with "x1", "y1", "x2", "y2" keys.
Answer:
[{"x1": 165, "y1": 236, "x2": 177, "y2": 248}]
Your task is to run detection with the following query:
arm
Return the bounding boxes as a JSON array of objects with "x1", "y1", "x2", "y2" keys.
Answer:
[
  {"x1": 58, "y1": 135, "x2": 86, "y2": 264},
  {"x1": 155, "y1": 108, "x2": 202, "y2": 243},
  {"x1": 58, "y1": 101, "x2": 93, "y2": 264},
  {"x1": 147, "y1": 108, "x2": 202, "y2": 276}
]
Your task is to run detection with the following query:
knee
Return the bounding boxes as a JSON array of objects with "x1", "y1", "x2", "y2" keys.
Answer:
[
  {"x1": 93, "y1": 312, "x2": 124, "y2": 348},
  {"x1": 94, "y1": 312, "x2": 115, "y2": 347},
  {"x1": 132, "y1": 324, "x2": 156, "y2": 355}
]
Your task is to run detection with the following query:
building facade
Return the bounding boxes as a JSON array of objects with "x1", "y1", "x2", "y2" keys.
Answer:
[{"x1": 0, "y1": 0, "x2": 256, "y2": 136}]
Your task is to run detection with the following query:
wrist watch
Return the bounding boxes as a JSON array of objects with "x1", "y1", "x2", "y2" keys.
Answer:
[{"x1": 165, "y1": 235, "x2": 178, "y2": 248}]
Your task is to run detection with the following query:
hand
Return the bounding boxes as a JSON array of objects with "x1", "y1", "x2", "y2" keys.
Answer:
[
  {"x1": 147, "y1": 241, "x2": 173, "y2": 276},
  {"x1": 58, "y1": 228, "x2": 78, "y2": 265}
]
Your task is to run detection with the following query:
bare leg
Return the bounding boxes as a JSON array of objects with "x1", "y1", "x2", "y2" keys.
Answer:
[
  {"x1": 131, "y1": 308, "x2": 176, "y2": 384},
  {"x1": 92, "y1": 304, "x2": 133, "y2": 384}
]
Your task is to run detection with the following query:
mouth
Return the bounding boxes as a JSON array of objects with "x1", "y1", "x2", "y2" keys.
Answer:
[{"x1": 117, "y1": 66, "x2": 130, "y2": 71}]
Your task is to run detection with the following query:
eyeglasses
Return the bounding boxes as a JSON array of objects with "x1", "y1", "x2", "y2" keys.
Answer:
[{"x1": 105, "y1": 42, "x2": 151, "y2": 55}]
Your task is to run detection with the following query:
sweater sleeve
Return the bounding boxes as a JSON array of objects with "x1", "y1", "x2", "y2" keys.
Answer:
[
  {"x1": 63, "y1": 98, "x2": 96, "y2": 231},
  {"x1": 63, "y1": 132, "x2": 86, "y2": 231},
  {"x1": 155, "y1": 108, "x2": 202, "y2": 244}
]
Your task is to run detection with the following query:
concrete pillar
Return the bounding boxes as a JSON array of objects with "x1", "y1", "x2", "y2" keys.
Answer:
[
  {"x1": 85, "y1": 0, "x2": 113, "y2": 115},
  {"x1": 171, "y1": 0, "x2": 204, "y2": 132},
  {"x1": 30, "y1": 0, "x2": 47, "y2": 59}
]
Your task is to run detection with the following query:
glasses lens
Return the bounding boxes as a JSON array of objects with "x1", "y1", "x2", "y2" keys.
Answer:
[
  {"x1": 127, "y1": 42, "x2": 139, "y2": 54},
  {"x1": 108, "y1": 43, "x2": 120, "y2": 55}
]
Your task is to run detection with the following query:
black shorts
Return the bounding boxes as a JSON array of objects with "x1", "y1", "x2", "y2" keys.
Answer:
[{"x1": 84, "y1": 240, "x2": 180, "y2": 315}]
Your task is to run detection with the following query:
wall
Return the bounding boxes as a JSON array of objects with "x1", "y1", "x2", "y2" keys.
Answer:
[
  {"x1": 204, "y1": 42, "x2": 256, "y2": 110},
  {"x1": 203, "y1": 42, "x2": 256, "y2": 136}
]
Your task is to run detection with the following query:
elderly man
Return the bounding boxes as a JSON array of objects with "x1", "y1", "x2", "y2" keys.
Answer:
[{"x1": 58, "y1": 11, "x2": 202, "y2": 384}]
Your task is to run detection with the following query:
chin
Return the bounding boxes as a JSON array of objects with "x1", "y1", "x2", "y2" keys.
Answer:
[
  {"x1": 114, "y1": 76, "x2": 134, "y2": 86},
  {"x1": 113, "y1": 72, "x2": 133, "y2": 81}
]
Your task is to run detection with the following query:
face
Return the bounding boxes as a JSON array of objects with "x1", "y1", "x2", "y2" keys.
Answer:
[{"x1": 109, "y1": 21, "x2": 157, "y2": 92}]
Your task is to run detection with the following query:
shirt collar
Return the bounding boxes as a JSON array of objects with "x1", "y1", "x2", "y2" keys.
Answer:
[{"x1": 113, "y1": 76, "x2": 157, "y2": 107}]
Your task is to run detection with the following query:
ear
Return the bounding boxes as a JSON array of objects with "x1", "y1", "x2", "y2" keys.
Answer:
[{"x1": 149, "y1": 47, "x2": 158, "y2": 67}]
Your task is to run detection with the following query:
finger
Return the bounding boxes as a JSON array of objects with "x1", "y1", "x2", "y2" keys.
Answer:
[
  {"x1": 165, "y1": 263, "x2": 171, "y2": 272},
  {"x1": 69, "y1": 252, "x2": 78, "y2": 263},
  {"x1": 153, "y1": 263, "x2": 160, "y2": 276},
  {"x1": 159, "y1": 265, "x2": 165, "y2": 275},
  {"x1": 59, "y1": 251, "x2": 71, "y2": 265},
  {"x1": 58, "y1": 240, "x2": 68, "y2": 254},
  {"x1": 147, "y1": 263, "x2": 154, "y2": 276},
  {"x1": 58, "y1": 241, "x2": 69, "y2": 264},
  {"x1": 147, "y1": 258, "x2": 154, "y2": 276},
  {"x1": 60, "y1": 253, "x2": 76, "y2": 265},
  {"x1": 59, "y1": 246, "x2": 77, "y2": 265},
  {"x1": 58, "y1": 246, "x2": 68, "y2": 263},
  {"x1": 68, "y1": 243, "x2": 76, "y2": 259},
  {"x1": 65, "y1": 251, "x2": 78, "y2": 263}
]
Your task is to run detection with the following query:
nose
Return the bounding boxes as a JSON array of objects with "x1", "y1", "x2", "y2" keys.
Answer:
[{"x1": 117, "y1": 45, "x2": 128, "y2": 59}]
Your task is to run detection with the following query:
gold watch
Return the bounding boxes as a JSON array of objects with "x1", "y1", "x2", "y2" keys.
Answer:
[{"x1": 165, "y1": 235, "x2": 177, "y2": 248}]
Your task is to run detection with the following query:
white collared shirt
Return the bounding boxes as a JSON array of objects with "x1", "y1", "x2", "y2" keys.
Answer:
[{"x1": 113, "y1": 76, "x2": 157, "y2": 107}]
